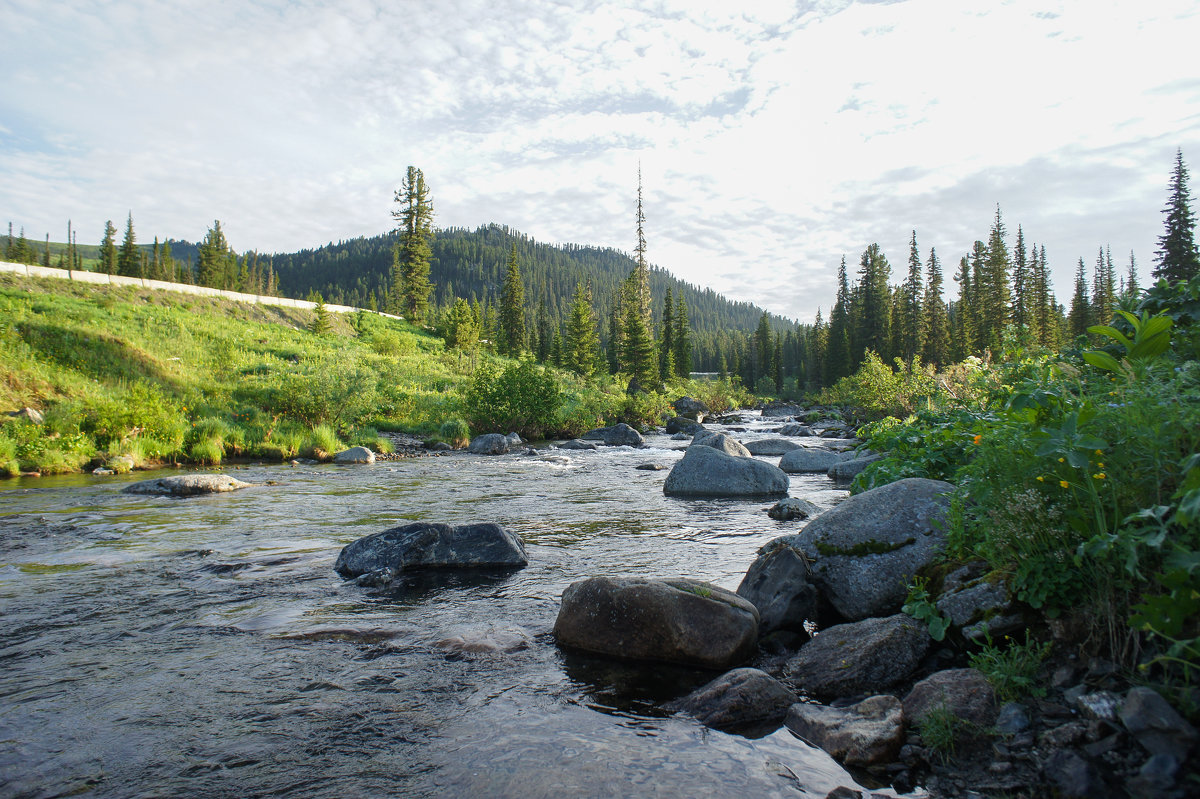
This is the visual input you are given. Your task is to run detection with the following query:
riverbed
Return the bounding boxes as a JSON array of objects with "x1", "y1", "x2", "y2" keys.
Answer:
[{"x1": 0, "y1": 418, "x2": 919, "y2": 798}]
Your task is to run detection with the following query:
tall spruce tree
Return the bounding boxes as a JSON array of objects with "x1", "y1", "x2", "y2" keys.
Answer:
[
  {"x1": 1154, "y1": 149, "x2": 1200, "y2": 282},
  {"x1": 659, "y1": 286, "x2": 675, "y2": 381},
  {"x1": 900, "y1": 231, "x2": 924, "y2": 364},
  {"x1": 391, "y1": 166, "x2": 435, "y2": 321},
  {"x1": 622, "y1": 298, "x2": 657, "y2": 389},
  {"x1": 564, "y1": 282, "x2": 601, "y2": 376},
  {"x1": 854, "y1": 243, "x2": 892, "y2": 361},
  {"x1": 117, "y1": 212, "x2": 139, "y2": 277},
  {"x1": 981, "y1": 208, "x2": 1011, "y2": 352},
  {"x1": 825, "y1": 256, "x2": 853, "y2": 383},
  {"x1": 1092, "y1": 246, "x2": 1116, "y2": 325},
  {"x1": 196, "y1": 221, "x2": 235, "y2": 288},
  {"x1": 672, "y1": 294, "x2": 691, "y2": 378},
  {"x1": 630, "y1": 164, "x2": 652, "y2": 330},
  {"x1": 921, "y1": 247, "x2": 949, "y2": 368},
  {"x1": 99, "y1": 220, "x2": 117, "y2": 274},
  {"x1": 952, "y1": 255, "x2": 975, "y2": 361},
  {"x1": 535, "y1": 295, "x2": 553, "y2": 363},
  {"x1": 1032, "y1": 244, "x2": 1052, "y2": 346},
  {"x1": 1068, "y1": 258, "x2": 1091, "y2": 338},
  {"x1": 1125, "y1": 251, "x2": 1140, "y2": 298},
  {"x1": 497, "y1": 243, "x2": 526, "y2": 356},
  {"x1": 1011, "y1": 225, "x2": 1029, "y2": 331}
]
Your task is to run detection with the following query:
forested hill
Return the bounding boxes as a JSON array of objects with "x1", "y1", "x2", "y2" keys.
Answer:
[{"x1": 259, "y1": 223, "x2": 793, "y2": 340}]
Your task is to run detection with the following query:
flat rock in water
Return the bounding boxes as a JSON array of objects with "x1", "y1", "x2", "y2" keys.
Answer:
[
  {"x1": 635, "y1": 463, "x2": 666, "y2": 471},
  {"x1": 581, "y1": 423, "x2": 644, "y2": 447},
  {"x1": 666, "y1": 667, "x2": 797, "y2": 734},
  {"x1": 745, "y1": 438, "x2": 802, "y2": 456},
  {"x1": 665, "y1": 416, "x2": 704, "y2": 435},
  {"x1": 122, "y1": 474, "x2": 255, "y2": 496},
  {"x1": 435, "y1": 625, "x2": 532, "y2": 655},
  {"x1": 663, "y1": 445, "x2": 788, "y2": 498},
  {"x1": 554, "y1": 576, "x2": 759, "y2": 670},
  {"x1": 334, "y1": 522, "x2": 528, "y2": 578},
  {"x1": 761, "y1": 404, "x2": 804, "y2": 418},
  {"x1": 557, "y1": 439, "x2": 598, "y2": 451},
  {"x1": 767, "y1": 497, "x2": 820, "y2": 521},
  {"x1": 827, "y1": 454, "x2": 881, "y2": 481},
  {"x1": 333, "y1": 446, "x2": 375, "y2": 464},
  {"x1": 778, "y1": 448, "x2": 841, "y2": 473},
  {"x1": 777, "y1": 423, "x2": 812, "y2": 436},
  {"x1": 783, "y1": 614, "x2": 931, "y2": 700},
  {"x1": 785, "y1": 695, "x2": 905, "y2": 767}
]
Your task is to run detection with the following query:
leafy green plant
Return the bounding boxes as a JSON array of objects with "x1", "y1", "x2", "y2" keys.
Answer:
[
  {"x1": 969, "y1": 630, "x2": 1052, "y2": 702},
  {"x1": 902, "y1": 576, "x2": 952, "y2": 641},
  {"x1": 438, "y1": 418, "x2": 470, "y2": 448},
  {"x1": 916, "y1": 705, "x2": 960, "y2": 762},
  {"x1": 304, "y1": 424, "x2": 344, "y2": 461},
  {"x1": 1083, "y1": 310, "x2": 1173, "y2": 373},
  {"x1": 464, "y1": 361, "x2": 563, "y2": 439}
]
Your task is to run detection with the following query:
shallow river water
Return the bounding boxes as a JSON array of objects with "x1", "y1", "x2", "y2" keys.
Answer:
[{"x1": 0, "y1": 417, "x2": 920, "y2": 798}]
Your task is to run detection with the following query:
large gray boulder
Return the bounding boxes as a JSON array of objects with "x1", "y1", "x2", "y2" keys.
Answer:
[
  {"x1": 581, "y1": 423, "x2": 645, "y2": 447},
  {"x1": 1120, "y1": 686, "x2": 1199, "y2": 761},
  {"x1": 666, "y1": 667, "x2": 797, "y2": 734},
  {"x1": 663, "y1": 445, "x2": 788, "y2": 498},
  {"x1": 122, "y1": 474, "x2": 254, "y2": 496},
  {"x1": 778, "y1": 423, "x2": 812, "y2": 436},
  {"x1": 785, "y1": 695, "x2": 904, "y2": 767},
  {"x1": 333, "y1": 446, "x2": 375, "y2": 464},
  {"x1": 468, "y1": 433, "x2": 512, "y2": 455},
  {"x1": 778, "y1": 448, "x2": 841, "y2": 473},
  {"x1": 783, "y1": 614, "x2": 931, "y2": 700},
  {"x1": 554, "y1": 576, "x2": 759, "y2": 670},
  {"x1": 793, "y1": 477, "x2": 954, "y2": 620},
  {"x1": 761, "y1": 404, "x2": 804, "y2": 418},
  {"x1": 736, "y1": 536, "x2": 819, "y2": 634},
  {"x1": 745, "y1": 438, "x2": 802, "y2": 456},
  {"x1": 672, "y1": 396, "x2": 710, "y2": 421},
  {"x1": 665, "y1": 416, "x2": 704, "y2": 435},
  {"x1": 827, "y1": 454, "x2": 882, "y2": 481},
  {"x1": 334, "y1": 522, "x2": 528, "y2": 579},
  {"x1": 691, "y1": 430, "x2": 751, "y2": 457},
  {"x1": 557, "y1": 439, "x2": 598, "y2": 451},
  {"x1": 903, "y1": 668, "x2": 997, "y2": 729}
]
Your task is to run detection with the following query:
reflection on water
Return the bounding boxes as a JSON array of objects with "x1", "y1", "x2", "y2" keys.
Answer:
[{"x1": 0, "y1": 418, "x2": 919, "y2": 797}]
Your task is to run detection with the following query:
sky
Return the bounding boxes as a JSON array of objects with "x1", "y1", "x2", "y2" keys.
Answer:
[{"x1": 2, "y1": 0, "x2": 1199, "y2": 324}]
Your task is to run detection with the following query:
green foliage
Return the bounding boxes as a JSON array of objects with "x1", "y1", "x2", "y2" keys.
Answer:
[
  {"x1": 820, "y1": 351, "x2": 937, "y2": 417},
  {"x1": 916, "y1": 705, "x2": 961, "y2": 762},
  {"x1": 1083, "y1": 310, "x2": 1172, "y2": 373},
  {"x1": 850, "y1": 410, "x2": 982, "y2": 493},
  {"x1": 969, "y1": 631, "x2": 1052, "y2": 703},
  {"x1": 0, "y1": 430, "x2": 21, "y2": 476},
  {"x1": 437, "y1": 417, "x2": 471, "y2": 448},
  {"x1": 304, "y1": 424, "x2": 343, "y2": 461},
  {"x1": 464, "y1": 361, "x2": 563, "y2": 439},
  {"x1": 902, "y1": 577, "x2": 952, "y2": 641}
]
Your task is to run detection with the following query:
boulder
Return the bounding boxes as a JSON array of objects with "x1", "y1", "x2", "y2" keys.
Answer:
[
  {"x1": 783, "y1": 614, "x2": 931, "y2": 700},
  {"x1": 691, "y1": 430, "x2": 751, "y2": 457},
  {"x1": 793, "y1": 477, "x2": 954, "y2": 620},
  {"x1": 672, "y1": 396, "x2": 710, "y2": 421},
  {"x1": 666, "y1": 667, "x2": 797, "y2": 734},
  {"x1": 826, "y1": 454, "x2": 882, "y2": 481},
  {"x1": 504, "y1": 432, "x2": 523, "y2": 449},
  {"x1": 936, "y1": 579, "x2": 1010, "y2": 628},
  {"x1": 902, "y1": 668, "x2": 997, "y2": 728},
  {"x1": 581, "y1": 423, "x2": 645, "y2": 447},
  {"x1": 778, "y1": 423, "x2": 812, "y2": 437},
  {"x1": 1041, "y1": 749, "x2": 1104, "y2": 799},
  {"x1": 435, "y1": 625, "x2": 532, "y2": 655},
  {"x1": 557, "y1": 439, "x2": 598, "y2": 451},
  {"x1": 778, "y1": 448, "x2": 841, "y2": 474},
  {"x1": 635, "y1": 463, "x2": 666, "y2": 471},
  {"x1": 468, "y1": 433, "x2": 511, "y2": 455},
  {"x1": 1120, "y1": 686, "x2": 1199, "y2": 761},
  {"x1": 122, "y1": 474, "x2": 255, "y2": 496},
  {"x1": 10, "y1": 407, "x2": 44, "y2": 424},
  {"x1": 663, "y1": 445, "x2": 788, "y2": 498},
  {"x1": 665, "y1": 416, "x2": 704, "y2": 435},
  {"x1": 785, "y1": 695, "x2": 905, "y2": 767},
  {"x1": 745, "y1": 438, "x2": 802, "y2": 456},
  {"x1": 761, "y1": 404, "x2": 804, "y2": 419},
  {"x1": 333, "y1": 446, "x2": 376, "y2": 464},
  {"x1": 553, "y1": 576, "x2": 759, "y2": 670},
  {"x1": 736, "y1": 536, "x2": 819, "y2": 634},
  {"x1": 333, "y1": 522, "x2": 528, "y2": 579},
  {"x1": 767, "y1": 498, "x2": 820, "y2": 521}
]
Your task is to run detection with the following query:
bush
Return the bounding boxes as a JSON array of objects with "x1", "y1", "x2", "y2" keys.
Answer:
[
  {"x1": 820, "y1": 351, "x2": 938, "y2": 417},
  {"x1": 188, "y1": 437, "x2": 223, "y2": 465},
  {"x1": 438, "y1": 418, "x2": 470, "y2": 448},
  {"x1": 304, "y1": 424, "x2": 343, "y2": 461},
  {"x1": 0, "y1": 433, "x2": 19, "y2": 477},
  {"x1": 464, "y1": 361, "x2": 563, "y2": 439}
]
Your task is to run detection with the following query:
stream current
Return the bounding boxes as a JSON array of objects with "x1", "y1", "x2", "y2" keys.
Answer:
[{"x1": 0, "y1": 416, "x2": 917, "y2": 798}]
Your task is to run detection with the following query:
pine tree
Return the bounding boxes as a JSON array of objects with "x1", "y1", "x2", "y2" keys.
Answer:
[
  {"x1": 1154, "y1": 149, "x2": 1200, "y2": 282},
  {"x1": 117, "y1": 212, "x2": 139, "y2": 277},
  {"x1": 535, "y1": 296, "x2": 553, "y2": 363},
  {"x1": 659, "y1": 286, "x2": 675, "y2": 381},
  {"x1": 921, "y1": 247, "x2": 949, "y2": 368},
  {"x1": 99, "y1": 220, "x2": 117, "y2": 274},
  {"x1": 1032, "y1": 244, "x2": 1052, "y2": 346},
  {"x1": 1011, "y1": 225, "x2": 1030, "y2": 331},
  {"x1": 900, "y1": 231, "x2": 924, "y2": 364},
  {"x1": 1068, "y1": 258, "x2": 1091, "y2": 338},
  {"x1": 980, "y1": 208, "x2": 1011, "y2": 352},
  {"x1": 755, "y1": 313, "x2": 772, "y2": 381},
  {"x1": 196, "y1": 221, "x2": 235, "y2": 288},
  {"x1": 854, "y1": 243, "x2": 892, "y2": 361},
  {"x1": 952, "y1": 255, "x2": 975, "y2": 361},
  {"x1": 1092, "y1": 247, "x2": 1116, "y2": 325},
  {"x1": 391, "y1": 166, "x2": 435, "y2": 321},
  {"x1": 630, "y1": 164, "x2": 652, "y2": 330},
  {"x1": 444, "y1": 297, "x2": 479, "y2": 350},
  {"x1": 309, "y1": 293, "x2": 332, "y2": 335},
  {"x1": 671, "y1": 294, "x2": 691, "y2": 379},
  {"x1": 497, "y1": 244, "x2": 526, "y2": 356},
  {"x1": 825, "y1": 256, "x2": 853, "y2": 383},
  {"x1": 1125, "y1": 251, "x2": 1140, "y2": 298},
  {"x1": 564, "y1": 282, "x2": 602, "y2": 377},
  {"x1": 623, "y1": 299, "x2": 658, "y2": 391}
]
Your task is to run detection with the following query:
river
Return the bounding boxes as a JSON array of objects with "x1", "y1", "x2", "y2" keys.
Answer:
[{"x1": 0, "y1": 416, "x2": 920, "y2": 798}]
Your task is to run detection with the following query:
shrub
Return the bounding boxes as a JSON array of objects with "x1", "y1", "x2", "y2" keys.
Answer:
[
  {"x1": 438, "y1": 418, "x2": 471, "y2": 448},
  {"x1": 0, "y1": 433, "x2": 20, "y2": 477},
  {"x1": 304, "y1": 424, "x2": 343, "y2": 461},
  {"x1": 464, "y1": 361, "x2": 563, "y2": 439},
  {"x1": 188, "y1": 437, "x2": 223, "y2": 466}
]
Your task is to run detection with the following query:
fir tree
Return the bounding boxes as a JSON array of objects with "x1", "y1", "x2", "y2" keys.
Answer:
[
  {"x1": 1011, "y1": 225, "x2": 1029, "y2": 331},
  {"x1": 981, "y1": 208, "x2": 1011, "y2": 352},
  {"x1": 659, "y1": 286, "x2": 675, "y2": 381},
  {"x1": 535, "y1": 296, "x2": 553, "y2": 363},
  {"x1": 391, "y1": 166, "x2": 435, "y2": 321},
  {"x1": 630, "y1": 164, "x2": 652, "y2": 330},
  {"x1": 1032, "y1": 244, "x2": 1052, "y2": 346},
  {"x1": 564, "y1": 282, "x2": 601, "y2": 377},
  {"x1": 623, "y1": 300, "x2": 658, "y2": 390},
  {"x1": 99, "y1": 220, "x2": 117, "y2": 274},
  {"x1": 854, "y1": 244, "x2": 892, "y2": 362},
  {"x1": 1068, "y1": 258, "x2": 1091, "y2": 338},
  {"x1": 444, "y1": 297, "x2": 480, "y2": 350},
  {"x1": 196, "y1": 221, "x2": 235, "y2": 288},
  {"x1": 952, "y1": 255, "x2": 975, "y2": 361},
  {"x1": 117, "y1": 212, "x2": 139, "y2": 277},
  {"x1": 497, "y1": 244, "x2": 526, "y2": 356},
  {"x1": 1154, "y1": 149, "x2": 1200, "y2": 282},
  {"x1": 755, "y1": 313, "x2": 772, "y2": 381},
  {"x1": 671, "y1": 294, "x2": 691, "y2": 378},
  {"x1": 900, "y1": 231, "x2": 924, "y2": 364},
  {"x1": 1092, "y1": 246, "x2": 1116, "y2": 325},
  {"x1": 1125, "y1": 251, "x2": 1140, "y2": 298},
  {"x1": 825, "y1": 256, "x2": 853, "y2": 383},
  {"x1": 309, "y1": 293, "x2": 332, "y2": 335},
  {"x1": 921, "y1": 247, "x2": 949, "y2": 368}
]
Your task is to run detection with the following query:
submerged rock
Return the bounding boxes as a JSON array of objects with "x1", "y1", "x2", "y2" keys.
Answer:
[
  {"x1": 663, "y1": 445, "x2": 788, "y2": 498},
  {"x1": 785, "y1": 695, "x2": 905, "y2": 767},
  {"x1": 766, "y1": 497, "x2": 820, "y2": 521},
  {"x1": 783, "y1": 614, "x2": 931, "y2": 700},
  {"x1": 435, "y1": 625, "x2": 533, "y2": 655},
  {"x1": 826, "y1": 454, "x2": 882, "y2": 481},
  {"x1": 334, "y1": 522, "x2": 528, "y2": 579},
  {"x1": 122, "y1": 474, "x2": 255, "y2": 496},
  {"x1": 553, "y1": 576, "x2": 759, "y2": 670},
  {"x1": 666, "y1": 667, "x2": 797, "y2": 734},
  {"x1": 581, "y1": 423, "x2": 645, "y2": 447},
  {"x1": 672, "y1": 396, "x2": 709, "y2": 421},
  {"x1": 557, "y1": 439, "x2": 598, "y2": 451},
  {"x1": 665, "y1": 416, "x2": 704, "y2": 435}
]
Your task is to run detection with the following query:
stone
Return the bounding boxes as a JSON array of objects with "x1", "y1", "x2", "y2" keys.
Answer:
[
  {"x1": 824, "y1": 789, "x2": 862, "y2": 799},
  {"x1": 826, "y1": 454, "x2": 882, "y2": 481},
  {"x1": 793, "y1": 477, "x2": 954, "y2": 620},
  {"x1": 122, "y1": 474, "x2": 255, "y2": 496},
  {"x1": 778, "y1": 423, "x2": 812, "y2": 437},
  {"x1": 109, "y1": 455, "x2": 135, "y2": 474},
  {"x1": 783, "y1": 614, "x2": 931, "y2": 701},
  {"x1": 995, "y1": 702, "x2": 1032, "y2": 735},
  {"x1": 690, "y1": 430, "x2": 752, "y2": 457},
  {"x1": 10, "y1": 407, "x2": 44, "y2": 424},
  {"x1": 736, "y1": 536, "x2": 818, "y2": 634},
  {"x1": 1041, "y1": 749, "x2": 1103, "y2": 799},
  {"x1": 1075, "y1": 691, "x2": 1121, "y2": 722},
  {"x1": 581, "y1": 423, "x2": 645, "y2": 447},
  {"x1": 333, "y1": 446, "x2": 375, "y2": 464},
  {"x1": 505, "y1": 432, "x2": 523, "y2": 448},
  {"x1": 553, "y1": 576, "x2": 759, "y2": 670},
  {"x1": 428, "y1": 441, "x2": 453, "y2": 452},
  {"x1": 557, "y1": 439, "x2": 598, "y2": 450},
  {"x1": 1120, "y1": 686, "x2": 1199, "y2": 761},
  {"x1": 665, "y1": 416, "x2": 704, "y2": 435},
  {"x1": 778, "y1": 448, "x2": 841, "y2": 473},
  {"x1": 761, "y1": 403, "x2": 804, "y2": 418},
  {"x1": 672, "y1": 396, "x2": 710, "y2": 421},
  {"x1": 435, "y1": 625, "x2": 532, "y2": 655},
  {"x1": 634, "y1": 463, "x2": 665, "y2": 471},
  {"x1": 1128, "y1": 753, "x2": 1179, "y2": 798},
  {"x1": 92, "y1": 467, "x2": 115, "y2": 476},
  {"x1": 785, "y1": 694, "x2": 905, "y2": 767},
  {"x1": 902, "y1": 668, "x2": 997, "y2": 728},
  {"x1": 666, "y1": 667, "x2": 797, "y2": 734},
  {"x1": 333, "y1": 522, "x2": 528, "y2": 578},
  {"x1": 962, "y1": 613, "x2": 1025, "y2": 643},
  {"x1": 767, "y1": 498, "x2": 820, "y2": 521},
  {"x1": 744, "y1": 438, "x2": 802, "y2": 456},
  {"x1": 663, "y1": 444, "x2": 788, "y2": 498},
  {"x1": 468, "y1": 433, "x2": 511, "y2": 455},
  {"x1": 935, "y1": 579, "x2": 1010, "y2": 627}
]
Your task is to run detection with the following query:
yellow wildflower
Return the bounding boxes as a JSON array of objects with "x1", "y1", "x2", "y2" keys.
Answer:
[
  {"x1": 1094, "y1": 473, "x2": 1106, "y2": 480},
  {"x1": 973, "y1": 434, "x2": 982, "y2": 445},
  {"x1": 1036, "y1": 476, "x2": 1044, "y2": 482},
  {"x1": 1094, "y1": 449, "x2": 1103, "y2": 456},
  {"x1": 1058, "y1": 457, "x2": 1065, "y2": 463},
  {"x1": 1060, "y1": 480, "x2": 1070, "y2": 489}
]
